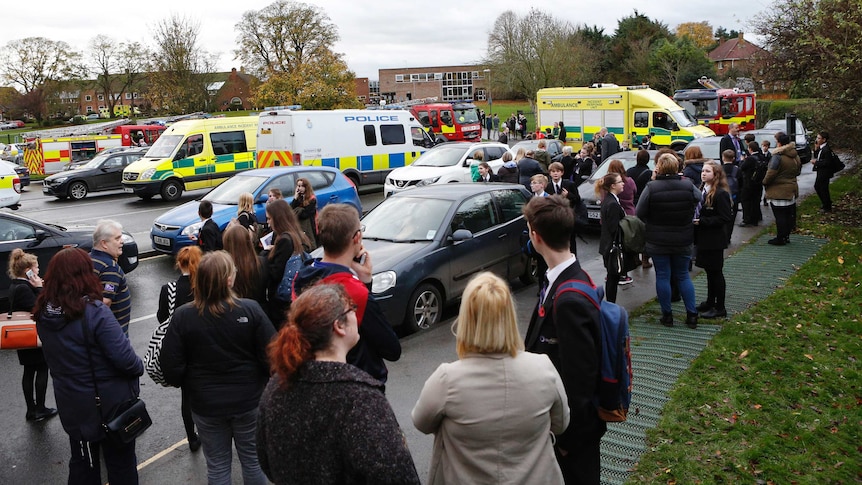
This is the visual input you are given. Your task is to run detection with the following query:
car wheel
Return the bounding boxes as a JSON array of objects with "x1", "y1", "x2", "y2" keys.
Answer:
[
  {"x1": 160, "y1": 179, "x2": 182, "y2": 201},
  {"x1": 405, "y1": 283, "x2": 442, "y2": 334},
  {"x1": 69, "y1": 181, "x2": 88, "y2": 200},
  {"x1": 346, "y1": 172, "x2": 360, "y2": 187}
]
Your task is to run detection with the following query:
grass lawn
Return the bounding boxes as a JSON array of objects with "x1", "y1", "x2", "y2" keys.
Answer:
[
  {"x1": 628, "y1": 165, "x2": 862, "y2": 483},
  {"x1": 478, "y1": 100, "x2": 535, "y2": 134}
]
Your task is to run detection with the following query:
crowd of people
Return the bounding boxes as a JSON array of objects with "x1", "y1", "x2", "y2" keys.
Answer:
[{"x1": 8, "y1": 120, "x2": 839, "y2": 485}]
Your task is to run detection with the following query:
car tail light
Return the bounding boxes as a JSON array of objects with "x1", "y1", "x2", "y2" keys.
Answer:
[
  {"x1": 12, "y1": 177, "x2": 20, "y2": 193},
  {"x1": 292, "y1": 153, "x2": 302, "y2": 166}
]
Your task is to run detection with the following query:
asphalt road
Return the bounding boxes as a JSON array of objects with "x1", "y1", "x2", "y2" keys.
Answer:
[{"x1": 0, "y1": 162, "x2": 822, "y2": 483}]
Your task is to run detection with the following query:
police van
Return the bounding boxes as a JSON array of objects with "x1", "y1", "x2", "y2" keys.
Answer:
[
  {"x1": 122, "y1": 116, "x2": 258, "y2": 201},
  {"x1": 256, "y1": 109, "x2": 434, "y2": 186},
  {"x1": 0, "y1": 162, "x2": 22, "y2": 209}
]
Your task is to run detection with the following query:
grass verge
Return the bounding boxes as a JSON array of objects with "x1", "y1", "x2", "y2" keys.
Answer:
[{"x1": 628, "y1": 164, "x2": 862, "y2": 484}]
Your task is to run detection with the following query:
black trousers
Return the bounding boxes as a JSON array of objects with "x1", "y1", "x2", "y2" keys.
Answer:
[
  {"x1": 771, "y1": 203, "x2": 796, "y2": 241},
  {"x1": 814, "y1": 172, "x2": 832, "y2": 210},
  {"x1": 603, "y1": 253, "x2": 620, "y2": 303},
  {"x1": 740, "y1": 187, "x2": 763, "y2": 224},
  {"x1": 557, "y1": 435, "x2": 603, "y2": 485},
  {"x1": 68, "y1": 436, "x2": 138, "y2": 485}
]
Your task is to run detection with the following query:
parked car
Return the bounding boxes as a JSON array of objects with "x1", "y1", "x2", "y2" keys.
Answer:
[
  {"x1": 0, "y1": 211, "x2": 138, "y2": 301},
  {"x1": 508, "y1": 139, "x2": 565, "y2": 162},
  {"x1": 0, "y1": 162, "x2": 22, "y2": 209},
  {"x1": 150, "y1": 166, "x2": 361, "y2": 254},
  {"x1": 86, "y1": 113, "x2": 101, "y2": 120},
  {"x1": 761, "y1": 119, "x2": 812, "y2": 164},
  {"x1": 1, "y1": 160, "x2": 29, "y2": 187},
  {"x1": 0, "y1": 143, "x2": 25, "y2": 164},
  {"x1": 576, "y1": 150, "x2": 660, "y2": 226},
  {"x1": 43, "y1": 147, "x2": 148, "y2": 200},
  {"x1": 352, "y1": 183, "x2": 532, "y2": 333},
  {"x1": 383, "y1": 141, "x2": 510, "y2": 197}
]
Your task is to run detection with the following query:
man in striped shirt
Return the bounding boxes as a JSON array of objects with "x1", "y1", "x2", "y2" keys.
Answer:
[{"x1": 90, "y1": 220, "x2": 131, "y2": 336}]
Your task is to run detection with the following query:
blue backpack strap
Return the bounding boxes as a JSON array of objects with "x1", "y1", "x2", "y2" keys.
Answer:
[{"x1": 554, "y1": 279, "x2": 601, "y2": 312}]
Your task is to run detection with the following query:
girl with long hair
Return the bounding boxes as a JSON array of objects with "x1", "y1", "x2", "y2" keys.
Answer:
[
  {"x1": 595, "y1": 173, "x2": 627, "y2": 302},
  {"x1": 34, "y1": 248, "x2": 143, "y2": 485},
  {"x1": 694, "y1": 161, "x2": 733, "y2": 319},
  {"x1": 160, "y1": 251, "x2": 275, "y2": 485},
  {"x1": 236, "y1": 192, "x2": 256, "y2": 231},
  {"x1": 290, "y1": 177, "x2": 319, "y2": 250},
  {"x1": 264, "y1": 199, "x2": 310, "y2": 326},
  {"x1": 606, "y1": 159, "x2": 638, "y2": 285},
  {"x1": 223, "y1": 224, "x2": 266, "y2": 304},
  {"x1": 257, "y1": 284, "x2": 419, "y2": 484}
]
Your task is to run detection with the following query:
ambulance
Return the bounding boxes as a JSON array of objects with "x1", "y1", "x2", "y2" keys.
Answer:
[
  {"x1": 536, "y1": 84, "x2": 715, "y2": 151},
  {"x1": 122, "y1": 116, "x2": 258, "y2": 201},
  {"x1": 256, "y1": 109, "x2": 433, "y2": 186}
]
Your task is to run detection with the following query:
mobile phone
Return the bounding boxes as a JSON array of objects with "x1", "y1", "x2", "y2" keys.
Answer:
[
  {"x1": 26, "y1": 269, "x2": 35, "y2": 279},
  {"x1": 354, "y1": 253, "x2": 367, "y2": 265}
]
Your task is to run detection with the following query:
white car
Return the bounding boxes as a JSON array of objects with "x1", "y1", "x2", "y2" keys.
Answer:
[
  {"x1": 383, "y1": 142, "x2": 510, "y2": 197},
  {"x1": 0, "y1": 161, "x2": 22, "y2": 209}
]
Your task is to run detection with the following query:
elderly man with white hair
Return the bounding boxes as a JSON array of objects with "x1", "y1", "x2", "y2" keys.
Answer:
[{"x1": 90, "y1": 220, "x2": 132, "y2": 336}]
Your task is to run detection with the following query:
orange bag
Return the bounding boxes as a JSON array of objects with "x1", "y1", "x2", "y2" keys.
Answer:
[{"x1": 1, "y1": 312, "x2": 41, "y2": 350}]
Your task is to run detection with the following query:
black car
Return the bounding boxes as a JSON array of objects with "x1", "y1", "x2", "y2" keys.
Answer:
[
  {"x1": 576, "y1": 150, "x2": 660, "y2": 226},
  {"x1": 43, "y1": 147, "x2": 148, "y2": 200},
  {"x1": 0, "y1": 211, "x2": 139, "y2": 301},
  {"x1": 352, "y1": 183, "x2": 532, "y2": 333}
]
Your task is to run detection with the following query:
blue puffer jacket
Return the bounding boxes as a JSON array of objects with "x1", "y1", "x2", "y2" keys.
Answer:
[{"x1": 36, "y1": 300, "x2": 142, "y2": 442}]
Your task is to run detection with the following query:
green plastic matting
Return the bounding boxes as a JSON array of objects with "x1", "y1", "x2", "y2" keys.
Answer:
[{"x1": 601, "y1": 235, "x2": 827, "y2": 485}]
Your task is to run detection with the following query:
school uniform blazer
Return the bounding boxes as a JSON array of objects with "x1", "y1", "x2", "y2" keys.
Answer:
[
  {"x1": 524, "y1": 259, "x2": 606, "y2": 449},
  {"x1": 199, "y1": 219, "x2": 223, "y2": 252}
]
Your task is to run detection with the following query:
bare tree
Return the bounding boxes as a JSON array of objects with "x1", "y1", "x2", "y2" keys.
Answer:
[
  {"x1": 148, "y1": 14, "x2": 217, "y2": 114},
  {"x1": 88, "y1": 35, "x2": 150, "y2": 117},
  {"x1": 0, "y1": 37, "x2": 82, "y2": 122},
  {"x1": 234, "y1": 0, "x2": 338, "y2": 78}
]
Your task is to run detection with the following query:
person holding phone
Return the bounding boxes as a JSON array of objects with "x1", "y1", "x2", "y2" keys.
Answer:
[
  {"x1": 7, "y1": 249, "x2": 57, "y2": 422},
  {"x1": 290, "y1": 178, "x2": 319, "y2": 250}
]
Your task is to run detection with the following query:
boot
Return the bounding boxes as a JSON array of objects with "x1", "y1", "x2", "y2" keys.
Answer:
[
  {"x1": 700, "y1": 307, "x2": 727, "y2": 319},
  {"x1": 660, "y1": 312, "x2": 673, "y2": 327},
  {"x1": 697, "y1": 300, "x2": 714, "y2": 313},
  {"x1": 685, "y1": 312, "x2": 699, "y2": 329}
]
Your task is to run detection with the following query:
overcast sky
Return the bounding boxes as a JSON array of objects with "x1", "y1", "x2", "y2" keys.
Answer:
[{"x1": 4, "y1": 0, "x2": 773, "y2": 80}]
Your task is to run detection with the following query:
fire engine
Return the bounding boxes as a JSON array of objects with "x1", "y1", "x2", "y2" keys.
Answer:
[
  {"x1": 386, "y1": 97, "x2": 482, "y2": 142},
  {"x1": 22, "y1": 119, "x2": 131, "y2": 175},
  {"x1": 673, "y1": 77, "x2": 756, "y2": 135}
]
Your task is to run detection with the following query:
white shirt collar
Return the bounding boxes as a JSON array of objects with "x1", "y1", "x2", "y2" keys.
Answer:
[{"x1": 542, "y1": 254, "x2": 577, "y2": 305}]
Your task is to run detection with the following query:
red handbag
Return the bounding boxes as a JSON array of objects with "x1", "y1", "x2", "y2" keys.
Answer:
[{"x1": 1, "y1": 311, "x2": 41, "y2": 350}]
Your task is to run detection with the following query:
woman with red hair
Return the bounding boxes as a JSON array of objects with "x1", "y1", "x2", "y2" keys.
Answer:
[
  {"x1": 34, "y1": 248, "x2": 143, "y2": 485},
  {"x1": 256, "y1": 284, "x2": 419, "y2": 484}
]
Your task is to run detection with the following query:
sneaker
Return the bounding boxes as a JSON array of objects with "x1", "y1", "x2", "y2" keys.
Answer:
[{"x1": 618, "y1": 275, "x2": 633, "y2": 285}]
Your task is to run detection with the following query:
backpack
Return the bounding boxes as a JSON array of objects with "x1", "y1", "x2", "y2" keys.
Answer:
[
  {"x1": 554, "y1": 280, "x2": 632, "y2": 422},
  {"x1": 275, "y1": 251, "x2": 312, "y2": 301},
  {"x1": 619, "y1": 215, "x2": 645, "y2": 254},
  {"x1": 144, "y1": 281, "x2": 175, "y2": 387},
  {"x1": 830, "y1": 151, "x2": 845, "y2": 173}
]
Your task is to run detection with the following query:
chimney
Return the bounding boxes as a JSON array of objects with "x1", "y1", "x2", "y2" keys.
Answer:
[{"x1": 738, "y1": 33, "x2": 745, "y2": 45}]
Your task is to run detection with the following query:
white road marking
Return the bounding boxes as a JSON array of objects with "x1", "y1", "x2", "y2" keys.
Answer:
[
  {"x1": 130, "y1": 313, "x2": 157, "y2": 324},
  {"x1": 137, "y1": 439, "x2": 190, "y2": 471}
]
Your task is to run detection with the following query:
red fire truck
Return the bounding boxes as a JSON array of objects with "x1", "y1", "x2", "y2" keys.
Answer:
[
  {"x1": 397, "y1": 98, "x2": 482, "y2": 142},
  {"x1": 673, "y1": 77, "x2": 756, "y2": 135}
]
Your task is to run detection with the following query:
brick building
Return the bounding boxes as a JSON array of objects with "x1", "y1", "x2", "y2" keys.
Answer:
[
  {"x1": 708, "y1": 34, "x2": 768, "y2": 78},
  {"x1": 377, "y1": 65, "x2": 489, "y2": 105},
  {"x1": 212, "y1": 68, "x2": 255, "y2": 111}
]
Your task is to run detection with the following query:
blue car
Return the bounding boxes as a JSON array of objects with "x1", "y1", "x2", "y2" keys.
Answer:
[
  {"x1": 355, "y1": 183, "x2": 532, "y2": 333},
  {"x1": 150, "y1": 166, "x2": 361, "y2": 254}
]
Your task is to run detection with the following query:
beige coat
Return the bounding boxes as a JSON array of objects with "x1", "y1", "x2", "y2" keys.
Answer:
[{"x1": 412, "y1": 351, "x2": 569, "y2": 485}]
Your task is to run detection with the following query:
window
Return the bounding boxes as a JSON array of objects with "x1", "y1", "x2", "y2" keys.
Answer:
[
  {"x1": 210, "y1": 131, "x2": 247, "y2": 156},
  {"x1": 296, "y1": 170, "x2": 333, "y2": 191},
  {"x1": 125, "y1": 93, "x2": 132, "y2": 100},
  {"x1": 416, "y1": 110, "x2": 430, "y2": 126},
  {"x1": 133, "y1": 93, "x2": 139, "y2": 99},
  {"x1": 410, "y1": 74, "x2": 420, "y2": 81},
  {"x1": 653, "y1": 112, "x2": 673, "y2": 130},
  {"x1": 102, "y1": 156, "x2": 124, "y2": 170},
  {"x1": 430, "y1": 111, "x2": 439, "y2": 127},
  {"x1": 484, "y1": 146, "x2": 507, "y2": 161},
  {"x1": 364, "y1": 125, "x2": 377, "y2": 146},
  {"x1": 175, "y1": 134, "x2": 204, "y2": 160},
  {"x1": 0, "y1": 218, "x2": 36, "y2": 241},
  {"x1": 434, "y1": 73, "x2": 443, "y2": 80},
  {"x1": 381, "y1": 124, "x2": 406, "y2": 145},
  {"x1": 86, "y1": 107, "x2": 93, "y2": 113},
  {"x1": 411, "y1": 126, "x2": 427, "y2": 147},
  {"x1": 451, "y1": 193, "x2": 497, "y2": 235},
  {"x1": 97, "y1": 94, "x2": 104, "y2": 101},
  {"x1": 395, "y1": 74, "x2": 404, "y2": 82},
  {"x1": 494, "y1": 189, "x2": 528, "y2": 223},
  {"x1": 262, "y1": 174, "x2": 297, "y2": 198},
  {"x1": 85, "y1": 95, "x2": 92, "y2": 102},
  {"x1": 634, "y1": 112, "x2": 649, "y2": 129},
  {"x1": 440, "y1": 110, "x2": 453, "y2": 125}
]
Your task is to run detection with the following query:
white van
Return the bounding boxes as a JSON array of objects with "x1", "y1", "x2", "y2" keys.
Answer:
[{"x1": 256, "y1": 109, "x2": 434, "y2": 186}]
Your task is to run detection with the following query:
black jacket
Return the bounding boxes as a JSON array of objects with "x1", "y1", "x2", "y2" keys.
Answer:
[
  {"x1": 626, "y1": 164, "x2": 652, "y2": 202},
  {"x1": 636, "y1": 174, "x2": 701, "y2": 254},
  {"x1": 199, "y1": 219, "x2": 223, "y2": 252},
  {"x1": 599, "y1": 194, "x2": 624, "y2": 257},
  {"x1": 160, "y1": 298, "x2": 276, "y2": 417},
  {"x1": 157, "y1": 275, "x2": 192, "y2": 324},
  {"x1": 695, "y1": 188, "x2": 733, "y2": 250}
]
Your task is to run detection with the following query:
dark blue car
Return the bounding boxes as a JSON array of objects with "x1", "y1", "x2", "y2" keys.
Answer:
[
  {"x1": 356, "y1": 183, "x2": 532, "y2": 333},
  {"x1": 150, "y1": 166, "x2": 361, "y2": 254}
]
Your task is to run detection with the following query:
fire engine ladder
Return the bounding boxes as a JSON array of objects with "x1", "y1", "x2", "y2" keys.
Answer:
[
  {"x1": 697, "y1": 77, "x2": 723, "y2": 89},
  {"x1": 391, "y1": 97, "x2": 439, "y2": 107},
  {"x1": 21, "y1": 118, "x2": 131, "y2": 140}
]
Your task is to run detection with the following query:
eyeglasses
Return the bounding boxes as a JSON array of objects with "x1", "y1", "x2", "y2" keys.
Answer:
[
  {"x1": 614, "y1": 180, "x2": 625, "y2": 185},
  {"x1": 338, "y1": 304, "x2": 358, "y2": 321},
  {"x1": 353, "y1": 225, "x2": 365, "y2": 238}
]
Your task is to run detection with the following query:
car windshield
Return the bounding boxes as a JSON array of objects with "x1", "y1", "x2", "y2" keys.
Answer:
[
  {"x1": 413, "y1": 146, "x2": 467, "y2": 167},
  {"x1": 78, "y1": 154, "x2": 110, "y2": 170},
  {"x1": 454, "y1": 108, "x2": 479, "y2": 124},
  {"x1": 670, "y1": 109, "x2": 698, "y2": 128},
  {"x1": 362, "y1": 197, "x2": 452, "y2": 242},
  {"x1": 145, "y1": 134, "x2": 183, "y2": 158},
  {"x1": 203, "y1": 175, "x2": 269, "y2": 205},
  {"x1": 764, "y1": 119, "x2": 805, "y2": 133}
]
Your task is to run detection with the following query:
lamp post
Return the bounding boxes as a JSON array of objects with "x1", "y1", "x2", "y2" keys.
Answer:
[{"x1": 483, "y1": 68, "x2": 492, "y2": 138}]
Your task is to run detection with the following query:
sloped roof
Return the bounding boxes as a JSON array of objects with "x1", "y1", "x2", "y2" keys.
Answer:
[{"x1": 709, "y1": 35, "x2": 767, "y2": 61}]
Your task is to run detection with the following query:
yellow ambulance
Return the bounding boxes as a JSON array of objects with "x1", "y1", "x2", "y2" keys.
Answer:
[
  {"x1": 122, "y1": 116, "x2": 258, "y2": 201},
  {"x1": 536, "y1": 84, "x2": 715, "y2": 151}
]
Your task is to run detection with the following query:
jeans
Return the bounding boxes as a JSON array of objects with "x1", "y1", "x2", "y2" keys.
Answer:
[
  {"x1": 68, "y1": 437, "x2": 138, "y2": 485},
  {"x1": 193, "y1": 408, "x2": 267, "y2": 485},
  {"x1": 652, "y1": 253, "x2": 696, "y2": 314}
]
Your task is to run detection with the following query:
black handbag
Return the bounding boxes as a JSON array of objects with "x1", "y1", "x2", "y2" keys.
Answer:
[{"x1": 82, "y1": 313, "x2": 152, "y2": 444}]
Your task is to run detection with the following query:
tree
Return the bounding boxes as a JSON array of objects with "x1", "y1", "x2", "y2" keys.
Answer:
[
  {"x1": 676, "y1": 21, "x2": 714, "y2": 49},
  {"x1": 147, "y1": 15, "x2": 217, "y2": 114},
  {"x1": 252, "y1": 50, "x2": 362, "y2": 109},
  {"x1": 650, "y1": 37, "x2": 716, "y2": 93},
  {"x1": 234, "y1": 0, "x2": 338, "y2": 78},
  {"x1": 87, "y1": 35, "x2": 150, "y2": 118},
  {"x1": 485, "y1": 9, "x2": 575, "y2": 112},
  {"x1": 0, "y1": 37, "x2": 82, "y2": 122},
  {"x1": 607, "y1": 11, "x2": 674, "y2": 85},
  {"x1": 755, "y1": 0, "x2": 862, "y2": 146},
  {"x1": 714, "y1": 27, "x2": 743, "y2": 41}
]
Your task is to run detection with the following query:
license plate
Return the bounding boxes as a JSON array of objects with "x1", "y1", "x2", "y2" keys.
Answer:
[
  {"x1": 123, "y1": 187, "x2": 134, "y2": 193},
  {"x1": 153, "y1": 236, "x2": 171, "y2": 247},
  {"x1": 588, "y1": 209, "x2": 600, "y2": 219},
  {"x1": 42, "y1": 187, "x2": 50, "y2": 193}
]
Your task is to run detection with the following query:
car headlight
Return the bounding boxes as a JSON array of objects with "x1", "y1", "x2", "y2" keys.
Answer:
[
  {"x1": 181, "y1": 221, "x2": 203, "y2": 238},
  {"x1": 692, "y1": 131, "x2": 705, "y2": 139},
  {"x1": 416, "y1": 176, "x2": 441, "y2": 187},
  {"x1": 52, "y1": 176, "x2": 67, "y2": 184},
  {"x1": 371, "y1": 271, "x2": 397, "y2": 294},
  {"x1": 121, "y1": 233, "x2": 135, "y2": 244},
  {"x1": 141, "y1": 168, "x2": 156, "y2": 180}
]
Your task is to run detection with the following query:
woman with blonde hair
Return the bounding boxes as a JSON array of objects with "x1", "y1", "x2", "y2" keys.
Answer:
[
  {"x1": 290, "y1": 178, "x2": 319, "y2": 250},
  {"x1": 636, "y1": 153, "x2": 702, "y2": 328},
  {"x1": 257, "y1": 284, "x2": 419, "y2": 484},
  {"x1": 412, "y1": 272, "x2": 569, "y2": 484},
  {"x1": 161, "y1": 251, "x2": 275, "y2": 485},
  {"x1": 694, "y1": 161, "x2": 733, "y2": 319},
  {"x1": 223, "y1": 224, "x2": 267, "y2": 305},
  {"x1": 236, "y1": 192, "x2": 256, "y2": 232}
]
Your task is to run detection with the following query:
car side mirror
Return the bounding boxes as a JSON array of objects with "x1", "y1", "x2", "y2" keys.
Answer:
[
  {"x1": 450, "y1": 229, "x2": 473, "y2": 242},
  {"x1": 33, "y1": 229, "x2": 48, "y2": 242}
]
